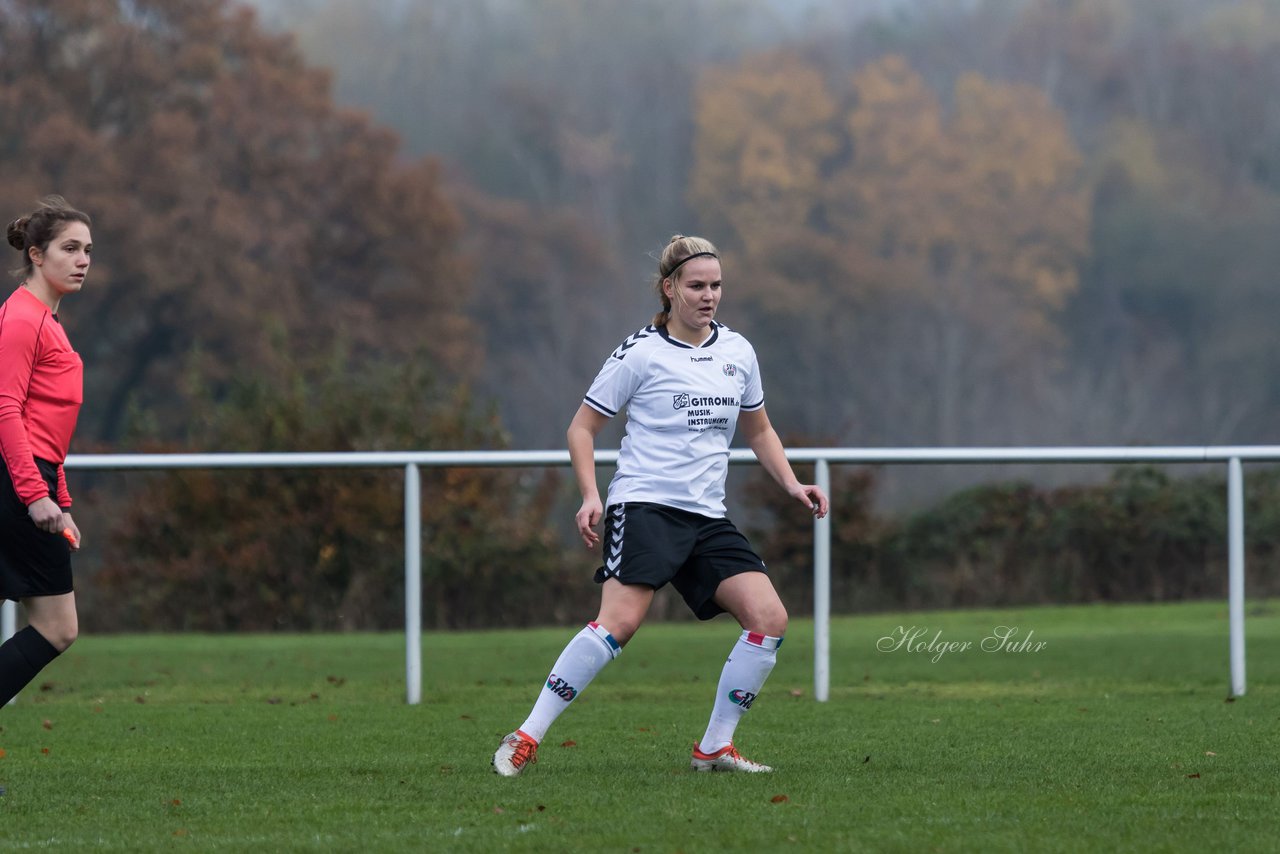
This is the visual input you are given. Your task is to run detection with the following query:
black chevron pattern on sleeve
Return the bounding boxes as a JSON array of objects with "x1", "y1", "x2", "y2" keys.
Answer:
[{"x1": 610, "y1": 326, "x2": 656, "y2": 361}]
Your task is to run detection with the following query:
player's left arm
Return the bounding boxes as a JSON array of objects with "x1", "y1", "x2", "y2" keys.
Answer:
[{"x1": 738, "y1": 406, "x2": 829, "y2": 518}]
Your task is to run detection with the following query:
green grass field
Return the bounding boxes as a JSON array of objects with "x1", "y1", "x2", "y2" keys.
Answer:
[{"x1": 2, "y1": 600, "x2": 1278, "y2": 852}]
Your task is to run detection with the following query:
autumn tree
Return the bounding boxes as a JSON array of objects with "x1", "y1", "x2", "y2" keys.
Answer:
[
  {"x1": 690, "y1": 52, "x2": 1090, "y2": 445},
  {"x1": 244, "y1": 0, "x2": 1280, "y2": 453},
  {"x1": 0, "y1": 0, "x2": 473, "y2": 443},
  {"x1": 448, "y1": 183, "x2": 624, "y2": 448},
  {"x1": 264, "y1": 0, "x2": 813, "y2": 446},
  {"x1": 0, "y1": 1, "x2": 590, "y2": 629},
  {"x1": 1005, "y1": 0, "x2": 1280, "y2": 443}
]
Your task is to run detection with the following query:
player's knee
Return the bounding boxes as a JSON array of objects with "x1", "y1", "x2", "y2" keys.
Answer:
[
  {"x1": 599, "y1": 617, "x2": 641, "y2": 647},
  {"x1": 49, "y1": 623, "x2": 78, "y2": 653},
  {"x1": 33, "y1": 617, "x2": 77, "y2": 652},
  {"x1": 761, "y1": 603, "x2": 788, "y2": 638},
  {"x1": 743, "y1": 600, "x2": 787, "y2": 638}
]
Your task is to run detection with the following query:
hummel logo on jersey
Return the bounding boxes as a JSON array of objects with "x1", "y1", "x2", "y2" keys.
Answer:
[
  {"x1": 729, "y1": 689, "x2": 757, "y2": 709},
  {"x1": 690, "y1": 355, "x2": 713, "y2": 363},
  {"x1": 546, "y1": 675, "x2": 578, "y2": 702}
]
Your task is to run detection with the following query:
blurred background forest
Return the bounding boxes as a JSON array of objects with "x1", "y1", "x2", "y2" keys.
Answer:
[{"x1": 4, "y1": 0, "x2": 1280, "y2": 630}]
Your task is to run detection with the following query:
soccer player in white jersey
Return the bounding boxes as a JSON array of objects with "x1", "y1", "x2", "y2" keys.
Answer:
[{"x1": 492, "y1": 234, "x2": 829, "y2": 776}]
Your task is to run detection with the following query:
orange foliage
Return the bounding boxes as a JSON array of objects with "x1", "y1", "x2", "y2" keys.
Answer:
[
  {"x1": 689, "y1": 51, "x2": 1090, "y2": 442},
  {"x1": 0, "y1": 0, "x2": 474, "y2": 442}
]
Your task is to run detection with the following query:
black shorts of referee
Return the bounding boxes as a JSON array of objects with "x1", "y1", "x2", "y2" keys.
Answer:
[
  {"x1": 0, "y1": 458, "x2": 73, "y2": 602},
  {"x1": 594, "y1": 501, "x2": 767, "y2": 620}
]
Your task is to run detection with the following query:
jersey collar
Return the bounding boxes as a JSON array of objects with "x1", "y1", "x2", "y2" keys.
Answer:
[{"x1": 658, "y1": 322, "x2": 719, "y2": 349}]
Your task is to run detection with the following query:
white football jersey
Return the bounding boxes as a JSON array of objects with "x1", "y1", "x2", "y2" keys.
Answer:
[{"x1": 583, "y1": 322, "x2": 764, "y2": 518}]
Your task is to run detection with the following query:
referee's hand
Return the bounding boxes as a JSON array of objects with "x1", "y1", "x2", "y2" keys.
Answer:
[{"x1": 27, "y1": 496, "x2": 63, "y2": 532}]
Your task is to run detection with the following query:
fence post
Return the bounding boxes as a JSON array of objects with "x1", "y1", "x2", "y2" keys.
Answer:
[
  {"x1": 814, "y1": 458, "x2": 831, "y2": 702},
  {"x1": 1228, "y1": 457, "x2": 1246, "y2": 697},
  {"x1": 405, "y1": 463, "x2": 422, "y2": 705}
]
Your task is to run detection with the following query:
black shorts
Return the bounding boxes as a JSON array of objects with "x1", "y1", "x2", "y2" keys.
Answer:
[
  {"x1": 0, "y1": 457, "x2": 73, "y2": 602},
  {"x1": 593, "y1": 502, "x2": 767, "y2": 621}
]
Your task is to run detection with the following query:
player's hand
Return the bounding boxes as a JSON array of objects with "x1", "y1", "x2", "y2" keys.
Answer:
[
  {"x1": 790, "y1": 484, "x2": 829, "y2": 519},
  {"x1": 575, "y1": 496, "x2": 603, "y2": 548}
]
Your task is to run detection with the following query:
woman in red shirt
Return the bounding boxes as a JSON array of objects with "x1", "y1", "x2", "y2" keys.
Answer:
[{"x1": 0, "y1": 196, "x2": 91, "y2": 708}]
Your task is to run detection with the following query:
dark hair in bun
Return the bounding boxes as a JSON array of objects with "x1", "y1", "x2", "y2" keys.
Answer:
[{"x1": 8, "y1": 195, "x2": 92, "y2": 278}]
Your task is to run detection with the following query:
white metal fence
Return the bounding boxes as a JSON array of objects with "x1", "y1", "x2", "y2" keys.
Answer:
[{"x1": 3, "y1": 445, "x2": 1275, "y2": 704}]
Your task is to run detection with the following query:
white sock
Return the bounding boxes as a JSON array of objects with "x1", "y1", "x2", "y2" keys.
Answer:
[
  {"x1": 698, "y1": 631, "x2": 782, "y2": 753},
  {"x1": 517, "y1": 622, "x2": 621, "y2": 744}
]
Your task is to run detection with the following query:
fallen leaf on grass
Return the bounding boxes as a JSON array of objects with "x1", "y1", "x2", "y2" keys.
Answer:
[
  {"x1": 536, "y1": 805, "x2": 546, "y2": 812},
  {"x1": 171, "y1": 798, "x2": 182, "y2": 806},
  {"x1": 1205, "y1": 751, "x2": 1217, "y2": 756},
  {"x1": 42, "y1": 720, "x2": 52, "y2": 730},
  {"x1": 326, "y1": 676, "x2": 346, "y2": 687},
  {"x1": 770, "y1": 794, "x2": 789, "y2": 804},
  {"x1": 266, "y1": 698, "x2": 282, "y2": 705},
  {"x1": 0, "y1": 748, "x2": 6, "y2": 758},
  {"x1": 1186, "y1": 773, "x2": 1201, "y2": 779},
  {"x1": 863, "y1": 756, "x2": 871, "y2": 764},
  {"x1": 790, "y1": 689, "x2": 804, "y2": 698},
  {"x1": 134, "y1": 696, "x2": 146, "y2": 704},
  {"x1": 39, "y1": 682, "x2": 55, "y2": 692},
  {"x1": 40, "y1": 747, "x2": 49, "y2": 755},
  {"x1": 172, "y1": 829, "x2": 188, "y2": 837},
  {"x1": 1224, "y1": 697, "x2": 1236, "y2": 704},
  {"x1": 560, "y1": 740, "x2": 577, "y2": 748},
  {"x1": 492, "y1": 806, "x2": 505, "y2": 814}
]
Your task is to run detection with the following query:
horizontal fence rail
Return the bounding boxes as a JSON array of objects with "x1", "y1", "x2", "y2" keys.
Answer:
[{"x1": 6, "y1": 445, "x2": 1278, "y2": 704}]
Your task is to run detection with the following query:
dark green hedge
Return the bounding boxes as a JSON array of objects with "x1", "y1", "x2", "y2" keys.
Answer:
[{"x1": 749, "y1": 465, "x2": 1280, "y2": 615}]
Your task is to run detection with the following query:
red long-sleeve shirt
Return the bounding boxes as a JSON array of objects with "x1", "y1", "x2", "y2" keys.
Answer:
[{"x1": 0, "y1": 286, "x2": 83, "y2": 507}]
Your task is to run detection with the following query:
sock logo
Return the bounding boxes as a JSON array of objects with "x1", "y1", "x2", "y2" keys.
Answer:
[
  {"x1": 729, "y1": 689, "x2": 756, "y2": 709},
  {"x1": 546, "y1": 675, "x2": 578, "y2": 702}
]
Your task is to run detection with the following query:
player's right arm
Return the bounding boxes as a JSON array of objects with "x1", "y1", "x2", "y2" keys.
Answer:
[{"x1": 568, "y1": 403, "x2": 611, "y2": 548}]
